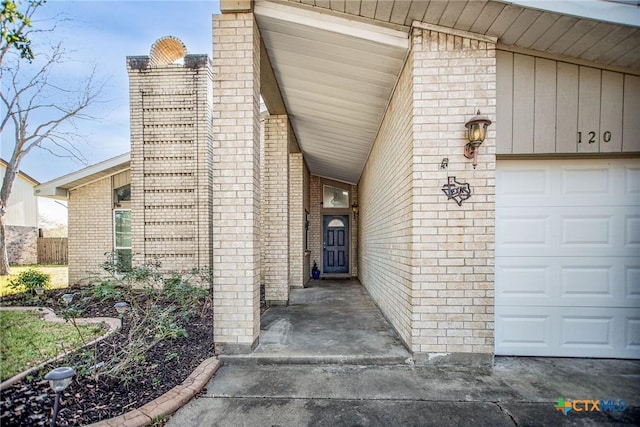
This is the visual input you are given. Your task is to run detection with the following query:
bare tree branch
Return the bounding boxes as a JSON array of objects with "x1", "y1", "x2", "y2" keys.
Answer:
[{"x1": 1, "y1": 40, "x2": 103, "y2": 275}]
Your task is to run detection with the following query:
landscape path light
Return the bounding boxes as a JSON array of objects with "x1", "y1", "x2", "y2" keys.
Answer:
[
  {"x1": 61, "y1": 293, "x2": 74, "y2": 305},
  {"x1": 114, "y1": 301, "x2": 130, "y2": 316},
  {"x1": 44, "y1": 366, "x2": 76, "y2": 427}
]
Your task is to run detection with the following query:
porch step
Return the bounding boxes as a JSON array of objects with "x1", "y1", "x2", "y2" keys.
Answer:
[{"x1": 219, "y1": 353, "x2": 413, "y2": 366}]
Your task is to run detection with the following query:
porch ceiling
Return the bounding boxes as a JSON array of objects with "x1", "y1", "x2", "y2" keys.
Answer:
[
  {"x1": 254, "y1": 2, "x2": 408, "y2": 184},
  {"x1": 253, "y1": 1, "x2": 640, "y2": 184}
]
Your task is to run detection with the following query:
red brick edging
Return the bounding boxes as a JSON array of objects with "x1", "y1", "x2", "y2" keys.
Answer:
[{"x1": 85, "y1": 356, "x2": 221, "y2": 427}]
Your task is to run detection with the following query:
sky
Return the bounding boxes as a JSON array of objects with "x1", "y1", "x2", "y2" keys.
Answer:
[
  {"x1": 3, "y1": 0, "x2": 637, "y2": 226},
  {"x1": 1, "y1": 0, "x2": 221, "y2": 224}
]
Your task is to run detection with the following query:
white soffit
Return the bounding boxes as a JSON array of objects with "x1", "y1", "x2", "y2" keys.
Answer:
[
  {"x1": 254, "y1": 2, "x2": 409, "y2": 184},
  {"x1": 35, "y1": 152, "x2": 131, "y2": 199}
]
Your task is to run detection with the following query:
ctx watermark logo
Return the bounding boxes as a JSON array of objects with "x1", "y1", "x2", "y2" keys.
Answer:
[{"x1": 554, "y1": 398, "x2": 627, "y2": 415}]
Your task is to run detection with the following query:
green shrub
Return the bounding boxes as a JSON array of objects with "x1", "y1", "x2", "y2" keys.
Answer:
[
  {"x1": 8, "y1": 268, "x2": 50, "y2": 294},
  {"x1": 74, "y1": 254, "x2": 211, "y2": 385}
]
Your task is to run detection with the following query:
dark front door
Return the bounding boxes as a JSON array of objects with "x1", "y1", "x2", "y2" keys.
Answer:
[{"x1": 323, "y1": 215, "x2": 349, "y2": 274}]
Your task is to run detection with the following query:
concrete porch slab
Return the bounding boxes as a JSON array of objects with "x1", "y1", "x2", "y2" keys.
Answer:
[
  {"x1": 168, "y1": 358, "x2": 640, "y2": 426},
  {"x1": 220, "y1": 279, "x2": 412, "y2": 365}
]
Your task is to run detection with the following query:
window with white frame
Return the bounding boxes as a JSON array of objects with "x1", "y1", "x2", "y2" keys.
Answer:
[{"x1": 114, "y1": 209, "x2": 131, "y2": 272}]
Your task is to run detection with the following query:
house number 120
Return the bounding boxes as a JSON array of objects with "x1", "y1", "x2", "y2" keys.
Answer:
[{"x1": 578, "y1": 131, "x2": 612, "y2": 144}]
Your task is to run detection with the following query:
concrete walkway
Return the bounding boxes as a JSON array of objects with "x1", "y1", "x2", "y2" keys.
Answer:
[
  {"x1": 221, "y1": 279, "x2": 411, "y2": 365},
  {"x1": 168, "y1": 280, "x2": 640, "y2": 426}
]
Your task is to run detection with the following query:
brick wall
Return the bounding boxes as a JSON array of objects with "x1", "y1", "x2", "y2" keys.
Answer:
[
  {"x1": 289, "y1": 152, "x2": 304, "y2": 288},
  {"x1": 6, "y1": 226, "x2": 37, "y2": 265},
  {"x1": 358, "y1": 54, "x2": 414, "y2": 348},
  {"x1": 127, "y1": 55, "x2": 213, "y2": 275},
  {"x1": 260, "y1": 116, "x2": 265, "y2": 286},
  {"x1": 263, "y1": 115, "x2": 289, "y2": 303},
  {"x1": 68, "y1": 177, "x2": 113, "y2": 284},
  {"x1": 358, "y1": 27, "x2": 496, "y2": 365},
  {"x1": 411, "y1": 28, "x2": 496, "y2": 365},
  {"x1": 303, "y1": 161, "x2": 311, "y2": 282},
  {"x1": 309, "y1": 175, "x2": 322, "y2": 275},
  {"x1": 212, "y1": 12, "x2": 261, "y2": 353}
]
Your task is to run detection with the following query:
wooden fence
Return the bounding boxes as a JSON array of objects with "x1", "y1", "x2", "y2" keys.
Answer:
[{"x1": 37, "y1": 237, "x2": 68, "y2": 265}]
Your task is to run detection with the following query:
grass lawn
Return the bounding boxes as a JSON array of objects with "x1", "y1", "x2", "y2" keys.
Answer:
[
  {"x1": 0, "y1": 310, "x2": 104, "y2": 381},
  {"x1": 0, "y1": 265, "x2": 68, "y2": 297}
]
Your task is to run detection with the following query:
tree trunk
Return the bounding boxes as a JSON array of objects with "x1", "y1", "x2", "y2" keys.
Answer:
[
  {"x1": 0, "y1": 214, "x2": 10, "y2": 275},
  {"x1": 0, "y1": 164, "x2": 19, "y2": 276}
]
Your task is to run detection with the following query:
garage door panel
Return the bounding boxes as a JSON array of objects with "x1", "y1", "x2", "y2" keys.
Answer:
[
  {"x1": 561, "y1": 214, "x2": 612, "y2": 247},
  {"x1": 557, "y1": 308, "x2": 639, "y2": 358},
  {"x1": 498, "y1": 159, "x2": 640, "y2": 208},
  {"x1": 496, "y1": 307, "x2": 640, "y2": 358},
  {"x1": 628, "y1": 267, "x2": 640, "y2": 299},
  {"x1": 561, "y1": 166, "x2": 611, "y2": 198},
  {"x1": 627, "y1": 318, "x2": 640, "y2": 351},
  {"x1": 559, "y1": 260, "x2": 637, "y2": 307},
  {"x1": 627, "y1": 216, "x2": 640, "y2": 246},
  {"x1": 498, "y1": 208, "x2": 638, "y2": 257},
  {"x1": 560, "y1": 315, "x2": 614, "y2": 349},
  {"x1": 498, "y1": 167, "x2": 549, "y2": 199},
  {"x1": 560, "y1": 265, "x2": 613, "y2": 299},
  {"x1": 496, "y1": 263, "x2": 551, "y2": 300},
  {"x1": 496, "y1": 158, "x2": 640, "y2": 359},
  {"x1": 495, "y1": 309, "x2": 552, "y2": 352},
  {"x1": 497, "y1": 213, "x2": 550, "y2": 250},
  {"x1": 626, "y1": 166, "x2": 640, "y2": 194},
  {"x1": 497, "y1": 257, "x2": 636, "y2": 307}
]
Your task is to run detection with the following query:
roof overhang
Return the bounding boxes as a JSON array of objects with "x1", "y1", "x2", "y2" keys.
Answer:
[
  {"x1": 250, "y1": 0, "x2": 639, "y2": 184},
  {"x1": 1, "y1": 158, "x2": 40, "y2": 186},
  {"x1": 35, "y1": 153, "x2": 130, "y2": 200}
]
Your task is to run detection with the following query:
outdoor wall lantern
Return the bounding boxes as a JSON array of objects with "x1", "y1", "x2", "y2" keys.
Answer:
[
  {"x1": 44, "y1": 366, "x2": 76, "y2": 427},
  {"x1": 351, "y1": 202, "x2": 359, "y2": 219},
  {"x1": 464, "y1": 109, "x2": 492, "y2": 169}
]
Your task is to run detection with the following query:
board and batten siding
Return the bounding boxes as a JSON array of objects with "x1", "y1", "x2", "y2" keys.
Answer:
[{"x1": 497, "y1": 51, "x2": 640, "y2": 155}]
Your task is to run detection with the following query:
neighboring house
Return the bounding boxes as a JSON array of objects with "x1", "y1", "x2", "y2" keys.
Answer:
[
  {"x1": 1, "y1": 159, "x2": 40, "y2": 265},
  {"x1": 37, "y1": 1, "x2": 640, "y2": 365}
]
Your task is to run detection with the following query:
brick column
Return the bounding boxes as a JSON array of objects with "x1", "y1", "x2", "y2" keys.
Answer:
[
  {"x1": 289, "y1": 152, "x2": 304, "y2": 288},
  {"x1": 411, "y1": 27, "x2": 496, "y2": 367},
  {"x1": 212, "y1": 12, "x2": 261, "y2": 354},
  {"x1": 263, "y1": 115, "x2": 290, "y2": 304},
  {"x1": 127, "y1": 54, "x2": 213, "y2": 274}
]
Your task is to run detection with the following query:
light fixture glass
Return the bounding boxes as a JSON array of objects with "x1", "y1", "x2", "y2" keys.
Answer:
[
  {"x1": 114, "y1": 302, "x2": 130, "y2": 315},
  {"x1": 44, "y1": 366, "x2": 76, "y2": 393},
  {"x1": 61, "y1": 293, "x2": 74, "y2": 305},
  {"x1": 35, "y1": 287, "x2": 45, "y2": 296},
  {"x1": 464, "y1": 110, "x2": 492, "y2": 169}
]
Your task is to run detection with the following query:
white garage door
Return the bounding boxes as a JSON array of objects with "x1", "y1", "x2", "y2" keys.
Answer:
[{"x1": 495, "y1": 158, "x2": 640, "y2": 358}]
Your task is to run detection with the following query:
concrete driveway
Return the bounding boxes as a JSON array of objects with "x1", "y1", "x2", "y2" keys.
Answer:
[{"x1": 168, "y1": 280, "x2": 640, "y2": 426}]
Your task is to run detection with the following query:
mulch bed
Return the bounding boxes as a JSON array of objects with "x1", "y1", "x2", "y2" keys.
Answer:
[{"x1": 0, "y1": 285, "x2": 215, "y2": 426}]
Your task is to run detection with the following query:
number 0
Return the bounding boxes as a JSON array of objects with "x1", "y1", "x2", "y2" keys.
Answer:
[{"x1": 603, "y1": 131, "x2": 611, "y2": 143}]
